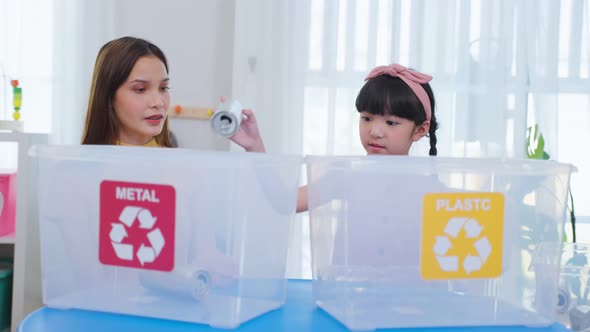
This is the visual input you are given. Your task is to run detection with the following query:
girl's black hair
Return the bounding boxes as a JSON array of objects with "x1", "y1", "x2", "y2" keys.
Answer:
[{"x1": 355, "y1": 75, "x2": 438, "y2": 156}]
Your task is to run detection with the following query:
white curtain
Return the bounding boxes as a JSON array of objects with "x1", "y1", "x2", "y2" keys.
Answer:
[
  {"x1": 0, "y1": 0, "x2": 53, "y2": 169},
  {"x1": 51, "y1": 0, "x2": 116, "y2": 145},
  {"x1": 0, "y1": 0, "x2": 53, "y2": 134},
  {"x1": 233, "y1": 0, "x2": 590, "y2": 278},
  {"x1": 231, "y1": 0, "x2": 306, "y2": 155},
  {"x1": 0, "y1": 0, "x2": 115, "y2": 150},
  {"x1": 232, "y1": 0, "x2": 311, "y2": 278}
]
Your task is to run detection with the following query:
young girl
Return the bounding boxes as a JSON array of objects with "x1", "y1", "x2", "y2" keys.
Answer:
[
  {"x1": 356, "y1": 63, "x2": 438, "y2": 157},
  {"x1": 81, "y1": 36, "x2": 264, "y2": 150},
  {"x1": 233, "y1": 63, "x2": 439, "y2": 212}
]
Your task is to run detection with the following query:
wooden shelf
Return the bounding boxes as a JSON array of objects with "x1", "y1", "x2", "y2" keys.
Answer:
[
  {"x1": 0, "y1": 132, "x2": 49, "y2": 331},
  {"x1": 0, "y1": 132, "x2": 47, "y2": 143},
  {"x1": 167, "y1": 105, "x2": 212, "y2": 120},
  {"x1": 0, "y1": 121, "x2": 23, "y2": 133}
]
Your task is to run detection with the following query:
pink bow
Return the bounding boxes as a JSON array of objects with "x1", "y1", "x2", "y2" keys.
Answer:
[{"x1": 365, "y1": 64, "x2": 432, "y2": 122}]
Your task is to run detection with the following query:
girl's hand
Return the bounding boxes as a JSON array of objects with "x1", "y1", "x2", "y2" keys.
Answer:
[{"x1": 230, "y1": 109, "x2": 266, "y2": 152}]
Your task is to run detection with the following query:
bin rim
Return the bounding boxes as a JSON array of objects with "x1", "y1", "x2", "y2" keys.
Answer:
[
  {"x1": 304, "y1": 155, "x2": 577, "y2": 176},
  {"x1": 29, "y1": 144, "x2": 302, "y2": 166}
]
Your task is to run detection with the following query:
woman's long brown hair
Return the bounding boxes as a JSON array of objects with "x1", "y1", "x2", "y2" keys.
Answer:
[{"x1": 81, "y1": 37, "x2": 173, "y2": 147}]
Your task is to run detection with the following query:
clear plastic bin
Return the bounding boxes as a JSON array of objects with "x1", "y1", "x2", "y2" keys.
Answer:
[
  {"x1": 31, "y1": 145, "x2": 301, "y2": 328},
  {"x1": 552, "y1": 242, "x2": 590, "y2": 331},
  {"x1": 306, "y1": 155, "x2": 575, "y2": 330}
]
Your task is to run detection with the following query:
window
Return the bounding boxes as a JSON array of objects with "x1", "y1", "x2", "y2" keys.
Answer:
[
  {"x1": 0, "y1": 0, "x2": 54, "y2": 169},
  {"x1": 0, "y1": 0, "x2": 54, "y2": 134},
  {"x1": 294, "y1": 0, "x2": 590, "y2": 278}
]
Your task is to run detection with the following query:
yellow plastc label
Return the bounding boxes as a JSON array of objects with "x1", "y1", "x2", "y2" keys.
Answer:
[{"x1": 421, "y1": 193, "x2": 504, "y2": 280}]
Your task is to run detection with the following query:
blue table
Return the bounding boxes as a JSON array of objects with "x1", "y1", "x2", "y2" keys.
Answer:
[{"x1": 19, "y1": 280, "x2": 571, "y2": 332}]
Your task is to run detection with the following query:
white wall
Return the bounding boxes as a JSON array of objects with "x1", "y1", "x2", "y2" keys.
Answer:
[
  {"x1": 112, "y1": 0, "x2": 234, "y2": 110},
  {"x1": 231, "y1": 1, "x2": 306, "y2": 154},
  {"x1": 110, "y1": 0, "x2": 234, "y2": 150},
  {"x1": 52, "y1": 0, "x2": 117, "y2": 144},
  {"x1": 52, "y1": 0, "x2": 234, "y2": 149}
]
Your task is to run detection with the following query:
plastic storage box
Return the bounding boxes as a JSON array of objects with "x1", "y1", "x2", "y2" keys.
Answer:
[
  {"x1": 306, "y1": 155, "x2": 575, "y2": 330},
  {"x1": 0, "y1": 171, "x2": 17, "y2": 236},
  {"x1": 552, "y1": 242, "x2": 590, "y2": 331},
  {"x1": 31, "y1": 145, "x2": 301, "y2": 328}
]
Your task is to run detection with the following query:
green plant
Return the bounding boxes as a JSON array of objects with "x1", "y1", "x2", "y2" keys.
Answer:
[
  {"x1": 526, "y1": 124, "x2": 576, "y2": 242},
  {"x1": 526, "y1": 124, "x2": 550, "y2": 160}
]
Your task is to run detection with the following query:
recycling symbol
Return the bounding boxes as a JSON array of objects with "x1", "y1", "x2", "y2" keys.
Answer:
[
  {"x1": 110, "y1": 206, "x2": 165, "y2": 266},
  {"x1": 433, "y1": 217, "x2": 492, "y2": 274}
]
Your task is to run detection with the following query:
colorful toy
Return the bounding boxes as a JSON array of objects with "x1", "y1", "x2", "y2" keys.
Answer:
[
  {"x1": 11, "y1": 80, "x2": 21, "y2": 121},
  {"x1": 167, "y1": 105, "x2": 213, "y2": 120}
]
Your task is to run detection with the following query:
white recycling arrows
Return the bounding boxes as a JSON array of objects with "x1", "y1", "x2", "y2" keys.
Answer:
[
  {"x1": 138, "y1": 209, "x2": 157, "y2": 229},
  {"x1": 119, "y1": 206, "x2": 142, "y2": 227},
  {"x1": 147, "y1": 228, "x2": 165, "y2": 256},
  {"x1": 436, "y1": 256, "x2": 459, "y2": 272},
  {"x1": 110, "y1": 223, "x2": 128, "y2": 243},
  {"x1": 444, "y1": 217, "x2": 466, "y2": 238},
  {"x1": 434, "y1": 217, "x2": 491, "y2": 274},
  {"x1": 137, "y1": 244, "x2": 156, "y2": 265},
  {"x1": 434, "y1": 236, "x2": 452, "y2": 255},
  {"x1": 111, "y1": 206, "x2": 166, "y2": 265},
  {"x1": 464, "y1": 219, "x2": 483, "y2": 238},
  {"x1": 474, "y1": 237, "x2": 491, "y2": 262},
  {"x1": 463, "y1": 255, "x2": 483, "y2": 274},
  {"x1": 112, "y1": 243, "x2": 133, "y2": 261}
]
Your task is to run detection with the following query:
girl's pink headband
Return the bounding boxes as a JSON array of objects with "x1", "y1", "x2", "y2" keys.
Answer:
[{"x1": 365, "y1": 64, "x2": 432, "y2": 122}]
